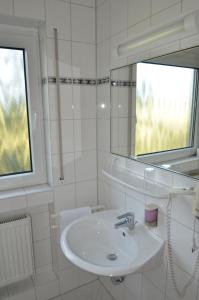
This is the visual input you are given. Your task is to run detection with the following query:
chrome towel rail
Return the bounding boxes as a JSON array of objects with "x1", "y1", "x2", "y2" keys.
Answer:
[{"x1": 54, "y1": 28, "x2": 64, "y2": 181}]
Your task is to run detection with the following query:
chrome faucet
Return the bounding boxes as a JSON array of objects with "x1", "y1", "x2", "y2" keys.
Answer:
[{"x1": 115, "y1": 212, "x2": 137, "y2": 231}]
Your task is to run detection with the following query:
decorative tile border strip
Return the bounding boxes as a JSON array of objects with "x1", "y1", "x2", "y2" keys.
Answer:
[
  {"x1": 46, "y1": 76, "x2": 97, "y2": 85},
  {"x1": 111, "y1": 80, "x2": 136, "y2": 87},
  {"x1": 43, "y1": 76, "x2": 110, "y2": 86},
  {"x1": 97, "y1": 77, "x2": 110, "y2": 85},
  {"x1": 43, "y1": 76, "x2": 135, "y2": 87}
]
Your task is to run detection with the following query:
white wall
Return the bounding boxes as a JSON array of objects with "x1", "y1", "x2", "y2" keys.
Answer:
[
  {"x1": 97, "y1": 1, "x2": 199, "y2": 300},
  {"x1": 0, "y1": 0, "x2": 97, "y2": 299}
]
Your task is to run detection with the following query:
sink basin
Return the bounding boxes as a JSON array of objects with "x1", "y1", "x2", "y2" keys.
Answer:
[{"x1": 60, "y1": 209, "x2": 164, "y2": 276}]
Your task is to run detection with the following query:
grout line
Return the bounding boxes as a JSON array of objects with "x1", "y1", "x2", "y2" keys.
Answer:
[
  {"x1": 95, "y1": 0, "x2": 99, "y2": 206},
  {"x1": 99, "y1": 278, "x2": 116, "y2": 300},
  {"x1": 71, "y1": 2, "x2": 95, "y2": 9},
  {"x1": 46, "y1": 35, "x2": 96, "y2": 46},
  {"x1": 12, "y1": 0, "x2": 15, "y2": 16},
  {"x1": 96, "y1": 0, "x2": 107, "y2": 9},
  {"x1": 69, "y1": 0, "x2": 78, "y2": 210},
  {"x1": 151, "y1": 0, "x2": 181, "y2": 16},
  {"x1": 51, "y1": 279, "x2": 99, "y2": 300}
]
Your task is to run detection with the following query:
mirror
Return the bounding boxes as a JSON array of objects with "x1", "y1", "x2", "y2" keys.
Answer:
[{"x1": 110, "y1": 46, "x2": 199, "y2": 179}]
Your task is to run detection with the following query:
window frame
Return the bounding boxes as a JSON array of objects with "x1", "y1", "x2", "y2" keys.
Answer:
[
  {"x1": 0, "y1": 46, "x2": 33, "y2": 178},
  {"x1": 0, "y1": 25, "x2": 47, "y2": 191}
]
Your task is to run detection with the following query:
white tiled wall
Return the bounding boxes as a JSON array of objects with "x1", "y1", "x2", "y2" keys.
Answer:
[
  {"x1": 0, "y1": 0, "x2": 97, "y2": 299},
  {"x1": 97, "y1": 1, "x2": 199, "y2": 300},
  {"x1": 1, "y1": 0, "x2": 199, "y2": 299}
]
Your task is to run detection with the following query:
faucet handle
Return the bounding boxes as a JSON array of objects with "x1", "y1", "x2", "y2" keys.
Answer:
[{"x1": 117, "y1": 212, "x2": 134, "y2": 220}]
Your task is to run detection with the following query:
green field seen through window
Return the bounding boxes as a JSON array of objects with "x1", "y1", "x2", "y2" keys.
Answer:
[
  {"x1": 135, "y1": 63, "x2": 195, "y2": 156},
  {"x1": 0, "y1": 48, "x2": 31, "y2": 177}
]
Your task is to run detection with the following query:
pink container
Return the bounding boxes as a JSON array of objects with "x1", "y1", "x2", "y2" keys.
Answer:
[{"x1": 145, "y1": 204, "x2": 158, "y2": 226}]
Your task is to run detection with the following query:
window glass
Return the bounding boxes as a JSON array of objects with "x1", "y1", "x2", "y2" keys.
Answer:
[
  {"x1": 0, "y1": 47, "x2": 32, "y2": 176},
  {"x1": 135, "y1": 62, "x2": 196, "y2": 156}
]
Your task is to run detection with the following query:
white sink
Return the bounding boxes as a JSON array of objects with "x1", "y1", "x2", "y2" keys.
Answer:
[{"x1": 60, "y1": 209, "x2": 164, "y2": 277}]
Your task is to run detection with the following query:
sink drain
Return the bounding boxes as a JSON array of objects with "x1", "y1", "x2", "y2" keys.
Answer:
[{"x1": 107, "y1": 253, "x2": 117, "y2": 261}]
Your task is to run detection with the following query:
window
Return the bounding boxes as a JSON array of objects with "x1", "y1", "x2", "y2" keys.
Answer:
[
  {"x1": 0, "y1": 47, "x2": 32, "y2": 177},
  {"x1": 0, "y1": 26, "x2": 47, "y2": 190},
  {"x1": 135, "y1": 62, "x2": 197, "y2": 157}
]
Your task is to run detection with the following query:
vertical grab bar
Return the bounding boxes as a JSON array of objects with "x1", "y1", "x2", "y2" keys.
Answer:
[{"x1": 54, "y1": 28, "x2": 64, "y2": 181}]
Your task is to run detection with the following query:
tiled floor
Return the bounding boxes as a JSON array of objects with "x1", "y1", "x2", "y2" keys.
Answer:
[{"x1": 51, "y1": 280, "x2": 114, "y2": 300}]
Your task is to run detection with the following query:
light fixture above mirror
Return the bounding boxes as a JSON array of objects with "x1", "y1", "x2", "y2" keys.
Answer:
[{"x1": 114, "y1": 10, "x2": 199, "y2": 57}]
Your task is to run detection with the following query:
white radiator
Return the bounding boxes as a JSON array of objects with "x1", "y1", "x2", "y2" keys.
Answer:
[{"x1": 0, "y1": 215, "x2": 34, "y2": 287}]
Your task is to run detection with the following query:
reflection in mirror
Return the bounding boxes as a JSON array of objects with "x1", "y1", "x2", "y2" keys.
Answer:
[{"x1": 110, "y1": 46, "x2": 199, "y2": 179}]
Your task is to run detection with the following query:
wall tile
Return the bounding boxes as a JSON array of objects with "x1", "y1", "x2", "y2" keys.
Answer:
[
  {"x1": 14, "y1": 0, "x2": 44, "y2": 20},
  {"x1": 59, "y1": 267, "x2": 79, "y2": 294},
  {"x1": 150, "y1": 40, "x2": 180, "y2": 58},
  {"x1": 166, "y1": 264, "x2": 198, "y2": 300},
  {"x1": 144, "y1": 258, "x2": 167, "y2": 293},
  {"x1": 47, "y1": 39, "x2": 72, "y2": 77},
  {"x1": 31, "y1": 211, "x2": 50, "y2": 242},
  {"x1": 50, "y1": 120, "x2": 74, "y2": 154},
  {"x1": 97, "y1": 119, "x2": 110, "y2": 151},
  {"x1": 54, "y1": 184, "x2": 75, "y2": 213},
  {"x1": 46, "y1": 0, "x2": 71, "y2": 40},
  {"x1": 28, "y1": 204, "x2": 49, "y2": 215},
  {"x1": 96, "y1": 0, "x2": 105, "y2": 7},
  {"x1": 74, "y1": 119, "x2": 96, "y2": 151},
  {"x1": 48, "y1": 85, "x2": 73, "y2": 121},
  {"x1": 76, "y1": 180, "x2": 97, "y2": 207},
  {"x1": 97, "y1": 40, "x2": 110, "y2": 78},
  {"x1": 169, "y1": 219, "x2": 199, "y2": 276},
  {"x1": 35, "y1": 279, "x2": 59, "y2": 300},
  {"x1": 26, "y1": 191, "x2": 53, "y2": 208},
  {"x1": 75, "y1": 150, "x2": 97, "y2": 182},
  {"x1": 100, "y1": 276, "x2": 135, "y2": 300},
  {"x1": 78, "y1": 269, "x2": 97, "y2": 286},
  {"x1": 127, "y1": 18, "x2": 151, "y2": 39},
  {"x1": 98, "y1": 180, "x2": 112, "y2": 209},
  {"x1": 34, "y1": 265, "x2": 57, "y2": 286},
  {"x1": 72, "y1": 42, "x2": 96, "y2": 78},
  {"x1": 127, "y1": 0, "x2": 151, "y2": 28},
  {"x1": 0, "y1": 0, "x2": 13, "y2": 15},
  {"x1": 62, "y1": 281, "x2": 112, "y2": 300},
  {"x1": 97, "y1": 0, "x2": 110, "y2": 43},
  {"x1": 73, "y1": 86, "x2": 96, "y2": 119},
  {"x1": 34, "y1": 239, "x2": 52, "y2": 269},
  {"x1": 110, "y1": 186, "x2": 126, "y2": 209},
  {"x1": 171, "y1": 193, "x2": 195, "y2": 230},
  {"x1": 7, "y1": 279, "x2": 35, "y2": 300},
  {"x1": 71, "y1": 0, "x2": 95, "y2": 7},
  {"x1": 97, "y1": 85, "x2": 110, "y2": 119},
  {"x1": 0, "y1": 288, "x2": 8, "y2": 300},
  {"x1": 182, "y1": 0, "x2": 199, "y2": 14},
  {"x1": 151, "y1": 3, "x2": 181, "y2": 27},
  {"x1": 52, "y1": 153, "x2": 75, "y2": 186},
  {"x1": 152, "y1": 0, "x2": 180, "y2": 14},
  {"x1": 97, "y1": 151, "x2": 113, "y2": 178},
  {"x1": 110, "y1": 0, "x2": 128, "y2": 36},
  {"x1": 56, "y1": 244, "x2": 73, "y2": 271},
  {"x1": 0, "y1": 194, "x2": 26, "y2": 213},
  {"x1": 124, "y1": 273, "x2": 142, "y2": 300},
  {"x1": 71, "y1": 4, "x2": 95, "y2": 43},
  {"x1": 142, "y1": 277, "x2": 165, "y2": 300}
]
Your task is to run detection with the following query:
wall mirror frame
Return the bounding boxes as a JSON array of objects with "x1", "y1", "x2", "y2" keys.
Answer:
[{"x1": 110, "y1": 45, "x2": 199, "y2": 180}]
